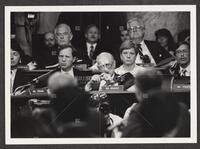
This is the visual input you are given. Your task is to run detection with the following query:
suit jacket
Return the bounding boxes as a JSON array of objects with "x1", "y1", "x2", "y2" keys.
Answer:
[
  {"x1": 121, "y1": 91, "x2": 190, "y2": 137},
  {"x1": 77, "y1": 42, "x2": 106, "y2": 66},
  {"x1": 144, "y1": 40, "x2": 174, "y2": 65},
  {"x1": 13, "y1": 69, "x2": 30, "y2": 92}
]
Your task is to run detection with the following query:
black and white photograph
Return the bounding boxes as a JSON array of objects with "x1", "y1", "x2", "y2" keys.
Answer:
[{"x1": 5, "y1": 5, "x2": 197, "y2": 144}]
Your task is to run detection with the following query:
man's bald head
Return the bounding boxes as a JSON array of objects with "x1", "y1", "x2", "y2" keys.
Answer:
[{"x1": 96, "y1": 52, "x2": 115, "y2": 74}]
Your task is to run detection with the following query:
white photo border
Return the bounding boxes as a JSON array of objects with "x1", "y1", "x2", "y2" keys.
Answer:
[{"x1": 5, "y1": 5, "x2": 197, "y2": 144}]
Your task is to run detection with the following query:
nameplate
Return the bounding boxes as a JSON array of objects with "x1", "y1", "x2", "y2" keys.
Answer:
[
  {"x1": 172, "y1": 84, "x2": 190, "y2": 92},
  {"x1": 101, "y1": 85, "x2": 124, "y2": 92},
  {"x1": 31, "y1": 88, "x2": 48, "y2": 94}
]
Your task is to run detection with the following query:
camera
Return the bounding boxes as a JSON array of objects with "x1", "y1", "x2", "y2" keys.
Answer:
[{"x1": 89, "y1": 92, "x2": 111, "y2": 115}]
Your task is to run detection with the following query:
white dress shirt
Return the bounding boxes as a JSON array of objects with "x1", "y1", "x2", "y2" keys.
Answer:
[
  {"x1": 179, "y1": 64, "x2": 190, "y2": 76},
  {"x1": 135, "y1": 40, "x2": 156, "y2": 65},
  {"x1": 61, "y1": 67, "x2": 75, "y2": 78},
  {"x1": 86, "y1": 42, "x2": 97, "y2": 57},
  {"x1": 11, "y1": 68, "x2": 17, "y2": 93}
]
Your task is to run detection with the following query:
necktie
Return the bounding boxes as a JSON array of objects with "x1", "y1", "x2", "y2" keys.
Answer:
[
  {"x1": 181, "y1": 69, "x2": 187, "y2": 76},
  {"x1": 136, "y1": 44, "x2": 150, "y2": 64},
  {"x1": 89, "y1": 45, "x2": 94, "y2": 60},
  {"x1": 137, "y1": 44, "x2": 143, "y2": 58}
]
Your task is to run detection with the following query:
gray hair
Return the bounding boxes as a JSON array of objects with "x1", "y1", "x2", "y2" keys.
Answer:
[
  {"x1": 127, "y1": 17, "x2": 145, "y2": 29},
  {"x1": 54, "y1": 23, "x2": 72, "y2": 35}
]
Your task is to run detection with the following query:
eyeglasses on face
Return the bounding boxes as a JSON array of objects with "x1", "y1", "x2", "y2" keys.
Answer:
[
  {"x1": 98, "y1": 63, "x2": 113, "y2": 69},
  {"x1": 128, "y1": 26, "x2": 144, "y2": 32}
]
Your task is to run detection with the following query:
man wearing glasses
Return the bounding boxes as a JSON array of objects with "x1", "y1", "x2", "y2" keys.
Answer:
[
  {"x1": 127, "y1": 17, "x2": 173, "y2": 66},
  {"x1": 85, "y1": 52, "x2": 135, "y2": 91},
  {"x1": 169, "y1": 41, "x2": 190, "y2": 77},
  {"x1": 85, "y1": 52, "x2": 117, "y2": 91}
]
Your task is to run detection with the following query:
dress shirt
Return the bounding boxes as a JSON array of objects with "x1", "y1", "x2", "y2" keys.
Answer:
[
  {"x1": 179, "y1": 64, "x2": 190, "y2": 76},
  {"x1": 11, "y1": 68, "x2": 17, "y2": 93},
  {"x1": 135, "y1": 40, "x2": 156, "y2": 65},
  {"x1": 60, "y1": 67, "x2": 74, "y2": 78},
  {"x1": 86, "y1": 42, "x2": 97, "y2": 58}
]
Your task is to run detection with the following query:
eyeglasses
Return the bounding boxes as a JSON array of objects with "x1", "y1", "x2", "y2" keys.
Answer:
[
  {"x1": 98, "y1": 63, "x2": 113, "y2": 70},
  {"x1": 128, "y1": 26, "x2": 144, "y2": 32}
]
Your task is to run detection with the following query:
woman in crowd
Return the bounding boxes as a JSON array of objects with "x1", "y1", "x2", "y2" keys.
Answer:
[
  {"x1": 115, "y1": 40, "x2": 145, "y2": 77},
  {"x1": 155, "y1": 28, "x2": 177, "y2": 56}
]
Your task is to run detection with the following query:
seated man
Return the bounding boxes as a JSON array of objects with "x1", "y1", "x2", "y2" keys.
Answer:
[
  {"x1": 11, "y1": 39, "x2": 30, "y2": 94},
  {"x1": 37, "y1": 32, "x2": 58, "y2": 68},
  {"x1": 48, "y1": 72, "x2": 108, "y2": 137},
  {"x1": 126, "y1": 17, "x2": 173, "y2": 66},
  {"x1": 168, "y1": 41, "x2": 190, "y2": 77},
  {"x1": 78, "y1": 24, "x2": 105, "y2": 67},
  {"x1": 111, "y1": 69, "x2": 190, "y2": 137},
  {"x1": 115, "y1": 40, "x2": 145, "y2": 77},
  {"x1": 85, "y1": 52, "x2": 135, "y2": 91},
  {"x1": 54, "y1": 23, "x2": 73, "y2": 49},
  {"x1": 34, "y1": 45, "x2": 81, "y2": 87}
]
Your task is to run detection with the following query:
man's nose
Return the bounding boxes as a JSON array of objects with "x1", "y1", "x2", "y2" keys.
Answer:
[
  {"x1": 127, "y1": 53, "x2": 131, "y2": 58},
  {"x1": 60, "y1": 35, "x2": 64, "y2": 39},
  {"x1": 11, "y1": 55, "x2": 14, "y2": 60},
  {"x1": 62, "y1": 57, "x2": 66, "y2": 61},
  {"x1": 180, "y1": 53, "x2": 185, "y2": 57}
]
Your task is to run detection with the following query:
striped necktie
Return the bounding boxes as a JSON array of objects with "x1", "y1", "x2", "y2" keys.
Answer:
[{"x1": 89, "y1": 45, "x2": 94, "y2": 60}]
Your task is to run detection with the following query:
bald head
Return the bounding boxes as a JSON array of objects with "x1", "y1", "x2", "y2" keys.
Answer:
[
  {"x1": 48, "y1": 72, "x2": 77, "y2": 94},
  {"x1": 96, "y1": 52, "x2": 115, "y2": 74},
  {"x1": 54, "y1": 23, "x2": 73, "y2": 47}
]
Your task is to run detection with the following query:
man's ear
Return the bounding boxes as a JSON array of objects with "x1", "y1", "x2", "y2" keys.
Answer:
[
  {"x1": 73, "y1": 57, "x2": 77, "y2": 63},
  {"x1": 113, "y1": 60, "x2": 116, "y2": 69},
  {"x1": 70, "y1": 33, "x2": 73, "y2": 41}
]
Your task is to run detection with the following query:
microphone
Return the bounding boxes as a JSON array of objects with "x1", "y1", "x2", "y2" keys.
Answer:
[{"x1": 31, "y1": 69, "x2": 55, "y2": 84}]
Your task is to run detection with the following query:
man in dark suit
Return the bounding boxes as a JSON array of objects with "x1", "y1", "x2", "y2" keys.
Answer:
[
  {"x1": 127, "y1": 17, "x2": 173, "y2": 66},
  {"x1": 168, "y1": 41, "x2": 190, "y2": 77},
  {"x1": 37, "y1": 32, "x2": 58, "y2": 68},
  {"x1": 54, "y1": 23, "x2": 73, "y2": 49},
  {"x1": 121, "y1": 69, "x2": 190, "y2": 137},
  {"x1": 78, "y1": 24, "x2": 105, "y2": 67},
  {"x1": 11, "y1": 39, "x2": 29, "y2": 94},
  {"x1": 34, "y1": 45, "x2": 83, "y2": 88}
]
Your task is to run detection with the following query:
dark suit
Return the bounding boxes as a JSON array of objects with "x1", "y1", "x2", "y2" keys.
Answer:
[
  {"x1": 144, "y1": 40, "x2": 174, "y2": 65},
  {"x1": 13, "y1": 69, "x2": 30, "y2": 92},
  {"x1": 36, "y1": 45, "x2": 58, "y2": 69},
  {"x1": 121, "y1": 91, "x2": 190, "y2": 137},
  {"x1": 77, "y1": 42, "x2": 107, "y2": 66}
]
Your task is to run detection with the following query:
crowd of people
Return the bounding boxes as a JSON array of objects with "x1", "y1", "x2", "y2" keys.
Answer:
[{"x1": 10, "y1": 17, "x2": 191, "y2": 138}]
